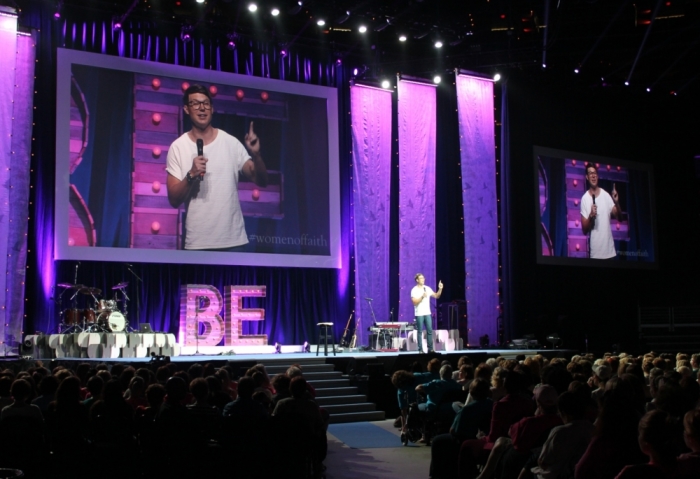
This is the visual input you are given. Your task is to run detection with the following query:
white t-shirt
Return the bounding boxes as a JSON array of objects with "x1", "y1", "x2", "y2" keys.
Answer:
[
  {"x1": 580, "y1": 188, "x2": 616, "y2": 259},
  {"x1": 411, "y1": 285, "x2": 434, "y2": 316},
  {"x1": 166, "y1": 130, "x2": 250, "y2": 250}
]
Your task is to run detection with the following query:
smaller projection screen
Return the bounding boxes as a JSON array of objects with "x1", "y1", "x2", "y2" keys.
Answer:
[
  {"x1": 534, "y1": 146, "x2": 657, "y2": 268},
  {"x1": 55, "y1": 48, "x2": 341, "y2": 268}
]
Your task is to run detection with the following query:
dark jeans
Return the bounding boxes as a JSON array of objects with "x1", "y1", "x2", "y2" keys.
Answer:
[{"x1": 415, "y1": 314, "x2": 433, "y2": 352}]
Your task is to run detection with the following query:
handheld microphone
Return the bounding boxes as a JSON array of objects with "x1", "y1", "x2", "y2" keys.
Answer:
[{"x1": 196, "y1": 139, "x2": 204, "y2": 181}]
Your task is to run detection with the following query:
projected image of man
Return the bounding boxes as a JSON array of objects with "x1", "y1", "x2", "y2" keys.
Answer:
[
  {"x1": 580, "y1": 164, "x2": 621, "y2": 259},
  {"x1": 411, "y1": 273, "x2": 443, "y2": 354},
  {"x1": 166, "y1": 84, "x2": 268, "y2": 251}
]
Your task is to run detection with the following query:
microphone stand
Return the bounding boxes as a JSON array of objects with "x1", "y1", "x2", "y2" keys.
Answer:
[
  {"x1": 126, "y1": 265, "x2": 143, "y2": 332},
  {"x1": 365, "y1": 298, "x2": 379, "y2": 350}
]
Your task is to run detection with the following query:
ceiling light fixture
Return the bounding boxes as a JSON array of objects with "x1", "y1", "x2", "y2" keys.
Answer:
[
  {"x1": 358, "y1": 25, "x2": 367, "y2": 33},
  {"x1": 271, "y1": 8, "x2": 280, "y2": 16},
  {"x1": 248, "y1": 3, "x2": 258, "y2": 13}
]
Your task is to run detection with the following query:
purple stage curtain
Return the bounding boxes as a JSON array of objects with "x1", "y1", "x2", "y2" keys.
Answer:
[
  {"x1": 398, "y1": 79, "x2": 437, "y2": 323},
  {"x1": 0, "y1": 17, "x2": 36, "y2": 355},
  {"x1": 456, "y1": 73, "x2": 499, "y2": 346},
  {"x1": 350, "y1": 85, "x2": 393, "y2": 347}
]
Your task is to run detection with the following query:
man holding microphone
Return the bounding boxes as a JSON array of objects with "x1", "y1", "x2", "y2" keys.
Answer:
[{"x1": 411, "y1": 273, "x2": 443, "y2": 354}]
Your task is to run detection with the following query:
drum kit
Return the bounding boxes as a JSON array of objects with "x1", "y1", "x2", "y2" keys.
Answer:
[{"x1": 56, "y1": 281, "x2": 131, "y2": 333}]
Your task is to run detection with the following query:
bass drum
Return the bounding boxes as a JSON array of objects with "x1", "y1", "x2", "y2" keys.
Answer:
[{"x1": 97, "y1": 311, "x2": 126, "y2": 332}]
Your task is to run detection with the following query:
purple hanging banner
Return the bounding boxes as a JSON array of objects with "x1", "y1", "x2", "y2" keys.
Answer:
[
  {"x1": 456, "y1": 73, "x2": 498, "y2": 346},
  {"x1": 398, "y1": 79, "x2": 437, "y2": 324},
  {"x1": 351, "y1": 85, "x2": 393, "y2": 348},
  {"x1": 0, "y1": 15, "x2": 35, "y2": 355}
]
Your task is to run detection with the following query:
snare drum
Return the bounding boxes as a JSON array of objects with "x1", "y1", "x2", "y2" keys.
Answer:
[
  {"x1": 97, "y1": 311, "x2": 126, "y2": 332},
  {"x1": 98, "y1": 299, "x2": 117, "y2": 311}
]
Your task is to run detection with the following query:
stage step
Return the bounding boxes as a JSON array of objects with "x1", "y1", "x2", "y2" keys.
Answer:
[
  {"x1": 313, "y1": 386, "x2": 358, "y2": 397},
  {"x1": 315, "y1": 394, "x2": 368, "y2": 406},
  {"x1": 322, "y1": 402, "x2": 377, "y2": 414},
  {"x1": 328, "y1": 410, "x2": 386, "y2": 424},
  {"x1": 257, "y1": 359, "x2": 383, "y2": 424},
  {"x1": 306, "y1": 378, "x2": 350, "y2": 389}
]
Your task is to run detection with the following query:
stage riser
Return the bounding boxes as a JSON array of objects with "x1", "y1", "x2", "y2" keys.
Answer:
[{"x1": 24, "y1": 333, "x2": 178, "y2": 359}]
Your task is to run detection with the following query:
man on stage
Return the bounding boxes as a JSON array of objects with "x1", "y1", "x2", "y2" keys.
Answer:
[
  {"x1": 166, "y1": 84, "x2": 268, "y2": 251},
  {"x1": 580, "y1": 164, "x2": 621, "y2": 259},
  {"x1": 411, "y1": 273, "x2": 443, "y2": 354}
]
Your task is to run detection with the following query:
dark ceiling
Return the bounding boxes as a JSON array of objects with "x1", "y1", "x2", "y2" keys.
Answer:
[{"x1": 20, "y1": 0, "x2": 700, "y2": 96}]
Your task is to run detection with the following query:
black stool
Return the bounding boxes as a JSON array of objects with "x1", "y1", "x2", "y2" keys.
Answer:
[{"x1": 316, "y1": 322, "x2": 336, "y2": 356}]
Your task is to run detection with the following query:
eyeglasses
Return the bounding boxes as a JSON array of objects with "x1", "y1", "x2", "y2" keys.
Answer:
[{"x1": 188, "y1": 100, "x2": 212, "y2": 110}]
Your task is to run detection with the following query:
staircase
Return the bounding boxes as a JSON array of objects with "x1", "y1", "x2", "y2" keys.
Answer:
[{"x1": 263, "y1": 358, "x2": 385, "y2": 424}]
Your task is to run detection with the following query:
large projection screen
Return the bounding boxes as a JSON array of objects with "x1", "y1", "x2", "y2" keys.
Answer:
[
  {"x1": 534, "y1": 146, "x2": 657, "y2": 269},
  {"x1": 55, "y1": 49, "x2": 341, "y2": 268}
]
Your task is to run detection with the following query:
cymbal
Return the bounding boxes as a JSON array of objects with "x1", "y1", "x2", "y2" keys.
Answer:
[
  {"x1": 79, "y1": 287, "x2": 102, "y2": 295},
  {"x1": 112, "y1": 282, "x2": 129, "y2": 290},
  {"x1": 58, "y1": 283, "x2": 83, "y2": 289}
]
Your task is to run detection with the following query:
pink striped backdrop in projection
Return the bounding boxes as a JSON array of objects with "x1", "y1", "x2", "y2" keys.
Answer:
[
  {"x1": 0, "y1": 15, "x2": 36, "y2": 355},
  {"x1": 351, "y1": 85, "x2": 393, "y2": 347},
  {"x1": 456, "y1": 73, "x2": 499, "y2": 346},
  {"x1": 397, "y1": 79, "x2": 437, "y2": 323}
]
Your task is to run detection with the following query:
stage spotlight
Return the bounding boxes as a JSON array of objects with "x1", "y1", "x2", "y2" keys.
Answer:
[
  {"x1": 398, "y1": 34, "x2": 407, "y2": 42},
  {"x1": 646, "y1": 87, "x2": 651, "y2": 92},
  {"x1": 248, "y1": 3, "x2": 258, "y2": 13},
  {"x1": 493, "y1": 73, "x2": 501, "y2": 82},
  {"x1": 279, "y1": 45, "x2": 288, "y2": 57},
  {"x1": 374, "y1": 18, "x2": 391, "y2": 32},
  {"x1": 180, "y1": 24, "x2": 193, "y2": 43},
  {"x1": 317, "y1": 18, "x2": 326, "y2": 26},
  {"x1": 196, "y1": 0, "x2": 204, "y2": 3},
  {"x1": 336, "y1": 10, "x2": 350, "y2": 24},
  {"x1": 381, "y1": 79, "x2": 391, "y2": 89},
  {"x1": 624, "y1": 81, "x2": 629, "y2": 86},
  {"x1": 358, "y1": 25, "x2": 367, "y2": 33},
  {"x1": 226, "y1": 33, "x2": 237, "y2": 51},
  {"x1": 433, "y1": 75, "x2": 441, "y2": 84},
  {"x1": 574, "y1": 68, "x2": 579, "y2": 74},
  {"x1": 53, "y1": 0, "x2": 63, "y2": 19},
  {"x1": 434, "y1": 40, "x2": 443, "y2": 48},
  {"x1": 288, "y1": 1, "x2": 303, "y2": 15},
  {"x1": 352, "y1": 65, "x2": 368, "y2": 78},
  {"x1": 542, "y1": 63, "x2": 547, "y2": 68},
  {"x1": 271, "y1": 8, "x2": 280, "y2": 16},
  {"x1": 112, "y1": 15, "x2": 122, "y2": 31},
  {"x1": 335, "y1": 57, "x2": 342, "y2": 66}
]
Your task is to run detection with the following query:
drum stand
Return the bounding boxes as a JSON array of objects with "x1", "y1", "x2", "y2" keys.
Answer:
[
  {"x1": 114, "y1": 283, "x2": 134, "y2": 333},
  {"x1": 61, "y1": 288, "x2": 84, "y2": 334}
]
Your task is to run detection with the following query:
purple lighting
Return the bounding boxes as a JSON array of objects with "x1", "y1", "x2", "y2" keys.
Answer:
[{"x1": 54, "y1": 12, "x2": 61, "y2": 19}]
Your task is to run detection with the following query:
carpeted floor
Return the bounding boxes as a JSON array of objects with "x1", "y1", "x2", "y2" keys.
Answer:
[{"x1": 325, "y1": 419, "x2": 431, "y2": 479}]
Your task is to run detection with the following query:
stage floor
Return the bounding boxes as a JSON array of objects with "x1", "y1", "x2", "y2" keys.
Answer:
[{"x1": 9, "y1": 347, "x2": 578, "y2": 365}]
